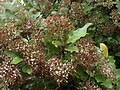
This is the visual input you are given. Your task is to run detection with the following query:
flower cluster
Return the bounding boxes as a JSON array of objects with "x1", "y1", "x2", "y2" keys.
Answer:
[
  {"x1": 0, "y1": 18, "x2": 47, "y2": 83},
  {"x1": 101, "y1": 23, "x2": 119, "y2": 35},
  {"x1": 35, "y1": 0, "x2": 52, "y2": 14},
  {"x1": 0, "y1": 0, "x2": 9, "y2": 6},
  {"x1": 0, "y1": 56, "x2": 22, "y2": 85},
  {"x1": 46, "y1": 57, "x2": 74, "y2": 84},
  {"x1": 91, "y1": 0, "x2": 114, "y2": 9},
  {"x1": 73, "y1": 38, "x2": 98, "y2": 69},
  {"x1": 45, "y1": 14, "x2": 73, "y2": 40},
  {"x1": 7, "y1": 38, "x2": 29, "y2": 52},
  {"x1": 59, "y1": 1, "x2": 85, "y2": 25},
  {"x1": 97, "y1": 58, "x2": 115, "y2": 80},
  {"x1": 79, "y1": 80, "x2": 102, "y2": 90},
  {"x1": 70, "y1": 2, "x2": 85, "y2": 24},
  {"x1": 0, "y1": 28, "x2": 12, "y2": 46},
  {"x1": 22, "y1": 20, "x2": 39, "y2": 33},
  {"x1": 23, "y1": 50, "x2": 47, "y2": 76},
  {"x1": 110, "y1": 9, "x2": 120, "y2": 23}
]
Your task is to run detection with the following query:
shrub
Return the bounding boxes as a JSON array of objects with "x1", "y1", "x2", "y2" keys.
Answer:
[{"x1": 0, "y1": 0, "x2": 120, "y2": 90}]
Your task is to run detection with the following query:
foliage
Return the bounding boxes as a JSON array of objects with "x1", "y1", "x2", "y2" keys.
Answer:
[{"x1": 0, "y1": 0, "x2": 120, "y2": 90}]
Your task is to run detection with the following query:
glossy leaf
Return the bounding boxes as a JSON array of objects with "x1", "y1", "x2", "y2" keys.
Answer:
[
  {"x1": 52, "y1": 40, "x2": 62, "y2": 47},
  {"x1": 65, "y1": 45, "x2": 79, "y2": 53},
  {"x1": 30, "y1": 12, "x2": 42, "y2": 20},
  {"x1": 21, "y1": 38, "x2": 29, "y2": 43},
  {"x1": 75, "y1": 65, "x2": 89, "y2": 81},
  {"x1": 95, "y1": 74, "x2": 106, "y2": 83},
  {"x1": 100, "y1": 43, "x2": 108, "y2": 58},
  {"x1": 115, "y1": 0, "x2": 120, "y2": 14},
  {"x1": 22, "y1": 65, "x2": 32, "y2": 74},
  {"x1": 116, "y1": 69, "x2": 120, "y2": 80},
  {"x1": 5, "y1": 50, "x2": 21, "y2": 58},
  {"x1": 102, "y1": 79, "x2": 113, "y2": 89},
  {"x1": 67, "y1": 23, "x2": 93, "y2": 43},
  {"x1": 11, "y1": 57, "x2": 23, "y2": 64}
]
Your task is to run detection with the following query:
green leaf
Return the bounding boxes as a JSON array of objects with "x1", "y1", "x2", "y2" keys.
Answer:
[
  {"x1": 108, "y1": 56, "x2": 115, "y2": 65},
  {"x1": 86, "y1": 70, "x2": 94, "y2": 77},
  {"x1": 22, "y1": 65, "x2": 32, "y2": 74},
  {"x1": 11, "y1": 57, "x2": 23, "y2": 64},
  {"x1": 2, "y1": 18, "x2": 8, "y2": 23},
  {"x1": 65, "y1": 45, "x2": 79, "y2": 53},
  {"x1": 75, "y1": 65, "x2": 89, "y2": 81},
  {"x1": 95, "y1": 74, "x2": 106, "y2": 83},
  {"x1": 51, "y1": 11, "x2": 58, "y2": 15},
  {"x1": 95, "y1": 73, "x2": 113, "y2": 88},
  {"x1": 102, "y1": 79, "x2": 113, "y2": 89},
  {"x1": 114, "y1": 22, "x2": 120, "y2": 27},
  {"x1": 116, "y1": 69, "x2": 120, "y2": 89},
  {"x1": 116, "y1": 69, "x2": 120, "y2": 80},
  {"x1": 21, "y1": 38, "x2": 29, "y2": 43},
  {"x1": 30, "y1": 12, "x2": 42, "y2": 20},
  {"x1": 5, "y1": 50, "x2": 20, "y2": 58},
  {"x1": 115, "y1": 52, "x2": 120, "y2": 56},
  {"x1": 0, "y1": 2, "x2": 13, "y2": 10},
  {"x1": 115, "y1": 0, "x2": 120, "y2": 14},
  {"x1": 95, "y1": 46, "x2": 101, "y2": 54},
  {"x1": 67, "y1": 23, "x2": 93, "y2": 43},
  {"x1": 43, "y1": 37, "x2": 61, "y2": 57},
  {"x1": 59, "y1": 7, "x2": 69, "y2": 16},
  {"x1": 82, "y1": 2, "x2": 93, "y2": 14},
  {"x1": 29, "y1": 39, "x2": 35, "y2": 44},
  {"x1": 52, "y1": 40, "x2": 62, "y2": 47}
]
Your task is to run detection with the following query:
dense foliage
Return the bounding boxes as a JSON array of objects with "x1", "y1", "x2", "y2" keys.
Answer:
[{"x1": 0, "y1": 0, "x2": 120, "y2": 90}]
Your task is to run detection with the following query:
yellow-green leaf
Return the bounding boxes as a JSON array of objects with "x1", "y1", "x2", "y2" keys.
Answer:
[
  {"x1": 100, "y1": 43, "x2": 108, "y2": 58},
  {"x1": 52, "y1": 40, "x2": 62, "y2": 47},
  {"x1": 65, "y1": 46, "x2": 79, "y2": 53},
  {"x1": 11, "y1": 57, "x2": 23, "y2": 64}
]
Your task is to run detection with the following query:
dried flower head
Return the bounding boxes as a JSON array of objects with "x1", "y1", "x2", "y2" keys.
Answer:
[
  {"x1": 23, "y1": 50, "x2": 46, "y2": 75},
  {"x1": 101, "y1": 23, "x2": 119, "y2": 35},
  {"x1": 70, "y1": 2, "x2": 85, "y2": 24},
  {"x1": 0, "y1": 28, "x2": 12, "y2": 46},
  {"x1": 0, "y1": 19, "x2": 21, "y2": 46},
  {"x1": 7, "y1": 38, "x2": 29, "y2": 52},
  {"x1": 79, "y1": 80, "x2": 102, "y2": 90},
  {"x1": 0, "y1": 56, "x2": 22, "y2": 85},
  {"x1": 46, "y1": 57, "x2": 74, "y2": 84},
  {"x1": 97, "y1": 58, "x2": 115, "y2": 80},
  {"x1": 110, "y1": 9, "x2": 120, "y2": 22},
  {"x1": 73, "y1": 38, "x2": 98, "y2": 69},
  {"x1": 22, "y1": 20, "x2": 40, "y2": 33},
  {"x1": 35, "y1": 0, "x2": 47, "y2": 4},
  {"x1": 45, "y1": 14, "x2": 73, "y2": 40},
  {"x1": 61, "y1": 0, "x2": 71, "y2": 5},
  {"x1": 91, "y1": 0, "x2": 114, "y2": 9},
  {"x1": 35, "y1": 0, "x2": 52, "y2": 14}
]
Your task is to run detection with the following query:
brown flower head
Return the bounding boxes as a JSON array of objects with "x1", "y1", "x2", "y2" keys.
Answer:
[
  {"x1": 73, "y1": 38, "x2": 98, "y2": 69},
  {"x1": 45, "y1": 14, "x2": 73, "y2": 40},
  {"x1": 0, "y1": 28, "x2": 12, "y2": 46},
  {"x1": 97, "y1": 58, "x2": 115, "y2": 80},
  {"x1": 46, "y1": 57, "x2": 74, "y2": 84},
  {"x1": 79, "y1": 80, "x2": 102, "y2": 90},
  {"x1": 70, "y1": 2, "x2": 85, "y2": 24},
  {"x1": 101, "y1": 23, "x2": 119, "y2": 35},
  {"x1": 0, "y1": 56, "x2": 22, "y2": 85},
  {"x1": 23, "y1": 50, "x2": 47, "y2": 76},
  {"x1": 90, "y1": 0, "x2": 114, "y2": 9},
  {"x1": 110, "y1": 9, "x2": 120, "y2": 22}
]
